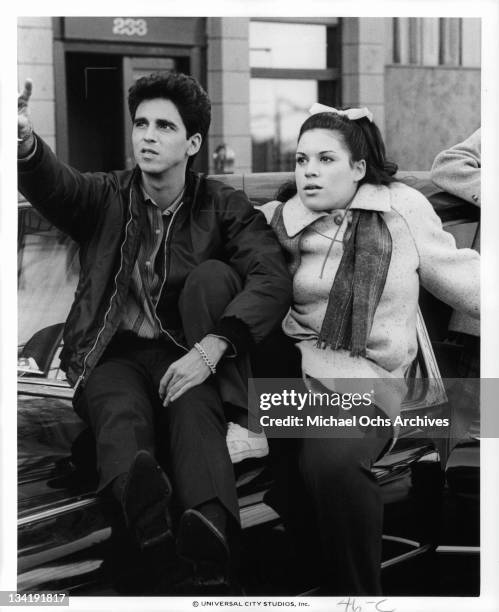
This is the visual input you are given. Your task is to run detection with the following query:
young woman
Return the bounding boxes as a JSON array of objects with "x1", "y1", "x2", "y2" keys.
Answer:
[{"x1": 260, "y1": 104, "x2": 480, "y2": 595}]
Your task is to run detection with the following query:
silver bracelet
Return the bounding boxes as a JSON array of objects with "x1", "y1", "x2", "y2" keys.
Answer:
[{"x1": 194, "y1": 342, "x2": 217, "y2": 375}]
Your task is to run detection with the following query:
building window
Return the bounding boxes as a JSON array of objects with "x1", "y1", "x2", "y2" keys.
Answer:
[
  {"x1": 249, "y1": 19, "x2": 340, "y2": 172},
  {"x1": 392, "y1": 18, "x2": 480, "y2": 67}
]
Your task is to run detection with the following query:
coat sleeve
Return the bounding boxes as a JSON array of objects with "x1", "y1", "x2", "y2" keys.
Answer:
[
  {"x1": 396, "y1": 186, "x2": 480, "y2": 320},
  {"x1": 430, "y1": 129, "x2": 481, "y2": 207},
  {"x1": 211, "y1": 187, "x2": 293, "y2": 352},
  {"x1": 18, "y1": 134, "x2": 115, "y2": 243}
]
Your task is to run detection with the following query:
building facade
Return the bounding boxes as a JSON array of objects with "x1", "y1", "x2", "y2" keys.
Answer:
[{"x1": 18, "y1": 16, "x2": 481, "y2": 175}]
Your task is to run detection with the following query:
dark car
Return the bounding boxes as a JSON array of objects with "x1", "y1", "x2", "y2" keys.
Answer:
[{"x1": 17, "y1": 173, "x2": 480, "y2": 596}]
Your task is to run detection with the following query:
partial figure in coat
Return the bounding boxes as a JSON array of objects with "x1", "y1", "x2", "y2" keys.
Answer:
[{"x1": 431, "y1": 129, "x2": 481, "y2": 439}]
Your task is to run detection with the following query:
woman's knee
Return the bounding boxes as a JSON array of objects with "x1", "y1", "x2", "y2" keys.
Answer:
[{"x1": 299, "y1": 438, "x2": 375, "y2": 486}]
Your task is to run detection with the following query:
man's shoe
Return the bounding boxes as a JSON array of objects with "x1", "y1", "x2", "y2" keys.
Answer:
[
  {"x1": 226, "y1": 422, "x2": 269, "y2": 463},
  {"x1": 122, "y1": 450, "x2": 173, "y2": 551},
  {"x1": 177, "y1": 508, "x2": 231, "y2": 593}
]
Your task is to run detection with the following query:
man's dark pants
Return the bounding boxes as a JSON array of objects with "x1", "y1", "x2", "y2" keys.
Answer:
[{"x1": 74, "y1": 260, "x2": 248, "y2": 524}]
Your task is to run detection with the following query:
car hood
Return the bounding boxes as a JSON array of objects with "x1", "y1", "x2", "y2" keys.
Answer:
[
  {"x1": 18, "y1": 390, "x2": 88, "y2": 514},
  {"x1": 18, "y1": 392, "x2": 84, "y2": 479}
]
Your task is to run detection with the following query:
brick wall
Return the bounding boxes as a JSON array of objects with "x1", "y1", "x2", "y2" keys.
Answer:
[
  {"x1": 341, "y1": 18, "x2": 386, "y2": 135},
  {"x1": 385, "y1": 65, "x2": 480, "y2": 170},
  {"x1": 206, "y1": 18, "x2": 251, "y2": 173}
]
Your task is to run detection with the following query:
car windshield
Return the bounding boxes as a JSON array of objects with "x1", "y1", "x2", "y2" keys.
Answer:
[{"x1": 18, "y1": 205, "x2": 80, "y2": 380}]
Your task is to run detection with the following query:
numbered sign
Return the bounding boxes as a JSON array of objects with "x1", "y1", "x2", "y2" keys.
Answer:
[
  {"x1": 63, "y1": 17, "x2": 205, "y2": 46},
  {"x1": 112, "y1": 17, "x2": 148, "y2": 37}
]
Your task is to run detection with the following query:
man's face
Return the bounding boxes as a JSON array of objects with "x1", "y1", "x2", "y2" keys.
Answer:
[{"x1": 131, "y1": 98, "x2": 201, "y2": 177}]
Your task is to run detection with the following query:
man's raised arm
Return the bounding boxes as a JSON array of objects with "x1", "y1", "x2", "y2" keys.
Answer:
[{"x1": 17, "y1": 80, "x2": 114, "y2": 243}]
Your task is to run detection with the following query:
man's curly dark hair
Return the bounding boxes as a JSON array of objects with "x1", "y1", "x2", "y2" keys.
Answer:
[{"x1": 128, "y1": 72, "x2": 211, "y2": 142}]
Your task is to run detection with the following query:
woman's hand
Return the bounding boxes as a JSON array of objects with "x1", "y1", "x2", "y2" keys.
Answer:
[{"x1": 158, "y1": 336, "x2": 228, "y2": 406}]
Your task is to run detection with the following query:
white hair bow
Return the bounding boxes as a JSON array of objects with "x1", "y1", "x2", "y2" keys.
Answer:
[{"x1": 309, "y1": 103, "x2": 373, "y2": 123}]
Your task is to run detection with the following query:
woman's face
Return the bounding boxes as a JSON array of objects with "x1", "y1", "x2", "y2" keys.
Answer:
[{"x1": 295, "y1": 128, "x2": 366, "y2": 212}]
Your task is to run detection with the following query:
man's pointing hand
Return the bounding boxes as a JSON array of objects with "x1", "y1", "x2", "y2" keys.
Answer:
[{"x1": 18, "y1": 79, "x2": 35, "y2": 155}]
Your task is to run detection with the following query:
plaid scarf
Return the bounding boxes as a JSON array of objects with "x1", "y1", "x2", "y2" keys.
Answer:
[{"x1": 317, "y1": 210, "x2": 392, "y2": 357}]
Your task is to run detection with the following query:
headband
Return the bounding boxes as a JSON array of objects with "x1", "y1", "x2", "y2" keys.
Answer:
[{"x1": 309, "y1": 102, "x2": 373, "y2": 123}]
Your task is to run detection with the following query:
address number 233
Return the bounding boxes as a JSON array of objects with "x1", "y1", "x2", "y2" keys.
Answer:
[{"x1": 112, "y1": 18, "x2": 148, "y2": 37}]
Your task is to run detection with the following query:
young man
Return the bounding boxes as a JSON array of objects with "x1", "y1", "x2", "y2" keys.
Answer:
[{"x1": 18, "y1": 73, "x2": 292, "y2": 592}]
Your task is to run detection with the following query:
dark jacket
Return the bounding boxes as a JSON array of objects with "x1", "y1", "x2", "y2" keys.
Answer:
[{"x1": 18, "y1": 136, "x2": 293, "y2": 390}]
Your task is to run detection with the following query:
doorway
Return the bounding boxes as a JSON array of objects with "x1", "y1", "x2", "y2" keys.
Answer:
[
  {"x1": 63, "y1": 52, "x2": 192, "y2": 172},
  {"x1": 65, "y1": 52, "x2": 124, "y2": 172}
]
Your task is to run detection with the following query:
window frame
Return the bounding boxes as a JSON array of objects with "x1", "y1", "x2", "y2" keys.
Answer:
[{"x1": 249, "y1": 19, "x2": 342, "y2": 172}]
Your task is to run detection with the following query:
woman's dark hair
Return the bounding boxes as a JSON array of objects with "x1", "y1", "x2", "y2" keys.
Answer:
[
  {"x1": 127, "y1": 72, "x2": 211, "y2": 143},
  {"x1": 276, "y1": 109, "x2": 398, "y2": 202}
]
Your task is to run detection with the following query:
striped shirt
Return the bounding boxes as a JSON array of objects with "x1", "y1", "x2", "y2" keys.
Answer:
[{"x1": 119, "y1": 187, "x2": 183, "y2": 338}]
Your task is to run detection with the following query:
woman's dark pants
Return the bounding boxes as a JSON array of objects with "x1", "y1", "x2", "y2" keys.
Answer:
[
  {"x1": 263, "y1": 334, "x2": 390, "y2": 595},
  {"x1": 270, "y1": 424, "x2": 389, "y2": 595}
]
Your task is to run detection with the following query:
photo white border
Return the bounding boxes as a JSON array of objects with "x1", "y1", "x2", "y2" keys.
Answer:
[{"x1": 2, "y1": 1, "x2": 498, "y2": 610}]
